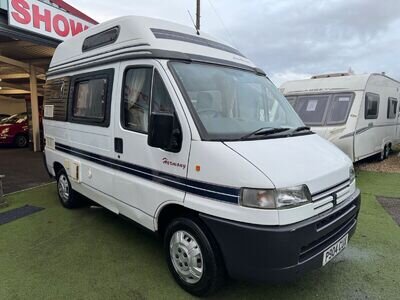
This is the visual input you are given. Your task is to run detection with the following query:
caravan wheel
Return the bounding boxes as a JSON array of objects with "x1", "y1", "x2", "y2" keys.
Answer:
[
  {"x1": 385, "y1": 144, "x2": 391, "y2": 158},
  {"x1": 378, "y1": 145, "x2": 388, "y2": 161}
]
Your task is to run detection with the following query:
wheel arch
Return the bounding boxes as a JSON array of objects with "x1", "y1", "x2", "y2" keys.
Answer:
[
  {"x1": 53, "y1": 161, "x2": 64, "y2": 177},
  {"x1": 155, "y1": 203, "x2": 199, "y2": 236}
]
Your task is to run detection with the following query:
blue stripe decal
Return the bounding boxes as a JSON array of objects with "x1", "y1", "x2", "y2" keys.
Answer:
[{"x1": 54, "y1": 143, "x2": 240, "y2": 204}]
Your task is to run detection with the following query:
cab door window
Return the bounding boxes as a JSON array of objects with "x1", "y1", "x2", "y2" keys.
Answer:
[
  {"x1": 122, "y1": 68, "x2": 152, "y2": 133},
  {"x1": 122, "y1": 68, "x2": 180, "y2": 141}
]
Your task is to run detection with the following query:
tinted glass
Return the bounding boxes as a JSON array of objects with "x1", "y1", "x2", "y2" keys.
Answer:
[
  {"x1": 73, "y1": 78, "x2": 107, "y2": 120},
  {"x1": 170, "y1": 62, "x2": 303, "y2": 140},
  {"x1": 365, "y1": 93, "x2": 379, "y2": 119},
  {"x1": 326, "y1": 94, "x2": 353, "y2": 124},
  {"x1": 295, "y1": 95, "x2": 329, "y2": 125},
  {"x1": 122, "y1": 68, "x2": 152, "y2": 132}
]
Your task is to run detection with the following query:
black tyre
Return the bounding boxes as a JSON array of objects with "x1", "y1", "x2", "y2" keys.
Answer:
[
  {"x1": 14, "y1": 134, "x2": 28, "y2": 148},
  {"x1": 56, "y1": 169, "x2": 82, "y2": 209},
  {"x1": 164, "y1": 217, "x2": 225, "y2": 297}
]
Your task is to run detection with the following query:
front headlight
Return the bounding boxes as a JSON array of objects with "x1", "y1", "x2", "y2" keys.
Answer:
[
  {"x1": 1, "y1": 127, "x2": 9, "y2": 134},
  {"x1": 349, "y1": 165, "x2": 355, "y2": 183},
  {"x1": 240, "y1": 185, "x2": 311, "y2": 209}
]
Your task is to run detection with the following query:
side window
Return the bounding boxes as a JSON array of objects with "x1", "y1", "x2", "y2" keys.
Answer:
[
  {"x1": 122, "y1": 68, "x2": 152, "y2": 133},
  {"x1": 73, "y1": 79, "x2": 107, "y2": 120},
  {"x1": 387, "y1": 97, "x2": 398, "y2": 119},
  {"x1": 69, "y1": 69, "x2": 114, "y2": 127},
  {"x1": 365, "y1": 93, "x2": 379, "y2": 119},
  {"x1": 326, "y1": 94, "x2": 353, "y2": 125}
]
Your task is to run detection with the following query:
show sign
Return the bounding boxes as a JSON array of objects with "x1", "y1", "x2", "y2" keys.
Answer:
[{"x1": 7, "y1": 0, "x2": 94, "y2": 41}]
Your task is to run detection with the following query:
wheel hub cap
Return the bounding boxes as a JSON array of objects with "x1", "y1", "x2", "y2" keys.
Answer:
[
  {"x1": 58, "y1": 174, "x2": 70, "y2": 202},
  {"x1": 170, "y1": 230, "x2": 203, "y2": 284}
]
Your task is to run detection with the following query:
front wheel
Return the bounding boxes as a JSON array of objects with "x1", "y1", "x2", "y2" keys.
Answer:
[
  {"x1": 14, "y1": 135, "x2": 28, "y2": 148},
  {"x1": 164, "y1": 217, "x2": 224, "y2": 297}
]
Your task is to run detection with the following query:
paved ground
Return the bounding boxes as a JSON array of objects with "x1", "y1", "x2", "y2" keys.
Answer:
[
  {"x1": 0, "y1": 147, "x2": 53, "y2": 194},
  {"x1": 1, "y1": 171, "x2": 400, "y2": 299},
  {"x1": 377, "y1": 196, "x2": 400, "y2": 226}
]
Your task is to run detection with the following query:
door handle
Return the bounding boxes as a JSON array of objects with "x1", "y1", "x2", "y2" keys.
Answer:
[
  {"x1": 114, "y1": 137, "x2": 123, "y2": 154},
  {"x1": 368, "y1": 122, "x2": 373, "y2": 127}
]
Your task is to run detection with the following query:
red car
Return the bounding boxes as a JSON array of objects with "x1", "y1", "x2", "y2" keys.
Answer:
[{"x1": 0, "y1": 113, "x2": 29, "y2": 148}]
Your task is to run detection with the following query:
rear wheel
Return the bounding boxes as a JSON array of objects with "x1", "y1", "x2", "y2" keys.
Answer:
[
  {"x1": 164, "y1": 217, "x2": 224, "y2": 297},
  {"x1": 14, "y1": 135, "x2": 28, "y2": 148},
  {"x1": 56, "y1": 169, "x2": 82, "y2": 209}
]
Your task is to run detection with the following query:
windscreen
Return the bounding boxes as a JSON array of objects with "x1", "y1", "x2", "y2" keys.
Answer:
[
  {"x1": 0, "y1": 113, "x2": 27, "y2": 124},
  {"x1": 169, "y1": 62, "x2": 304, "y2": 140}
]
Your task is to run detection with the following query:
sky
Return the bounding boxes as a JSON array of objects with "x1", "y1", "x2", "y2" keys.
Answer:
[{"x1": 68, "y1": 0, "x2": 400, "y2": 86}]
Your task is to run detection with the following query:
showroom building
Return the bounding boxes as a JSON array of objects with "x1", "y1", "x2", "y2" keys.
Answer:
[{"x1": 0, "y1": 0, "x2": 97, "y2": 151}]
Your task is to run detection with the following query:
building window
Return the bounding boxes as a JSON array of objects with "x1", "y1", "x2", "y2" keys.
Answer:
[
  {"x1": 122, "y1": 67, "x2": 153, "y2": 133},
  {"x1": 73, "y1": 78, "x2": 107, "y2": 120},
  {"x1": 365, "y1": 93, "x2": 380, "y2": 119},
  {"x1": 387, "y1": 97, "x2": 398, "y2": 119}
]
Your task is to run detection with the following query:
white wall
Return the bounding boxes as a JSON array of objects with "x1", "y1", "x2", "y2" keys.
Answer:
[{"x1": 0, "y1": 99, "x2": 26, "y2": 115}]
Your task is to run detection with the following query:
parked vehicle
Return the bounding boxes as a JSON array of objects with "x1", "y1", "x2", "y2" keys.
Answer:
[
  {"x1": 0, "y1": 113, "x2": 11, "y2": 121},
  {"x1": 43, "y1": 16, "x2": 360, "y2": 296},
  {"x1": 281, "y1": 73, "x2": 400, "y2": 162},
  {"x1": 0, "y1": 112, "x2": 29, "y2": 147}
]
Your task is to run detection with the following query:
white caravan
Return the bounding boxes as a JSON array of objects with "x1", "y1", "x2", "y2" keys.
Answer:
[
  {"x1": 43, "y1": 16, "x2": 360, "y2": 296},
  {"x1": 281, "y1": 73, "x2": 400, "y2": 162}
]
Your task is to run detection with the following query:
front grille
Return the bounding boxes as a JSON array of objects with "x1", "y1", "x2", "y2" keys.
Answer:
[
  {"x1": 312, "y1": 178, "x2": 352, "y2": 214},
  {"x1": 299, "y1": 203, "x2": 358, "y2": 262}
]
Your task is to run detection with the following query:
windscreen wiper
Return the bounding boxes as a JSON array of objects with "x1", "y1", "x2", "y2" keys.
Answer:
[
  {"x1": 240, "y1": 127, "x2": 290, "y2": 140},
  {"x1": 293, "y1": 126, "x2": 311, "y2": 132}
]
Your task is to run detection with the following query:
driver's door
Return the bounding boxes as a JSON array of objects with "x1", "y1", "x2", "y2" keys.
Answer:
[{"x1": 113, "y1": 60, "x2": 191, "y2": 222}]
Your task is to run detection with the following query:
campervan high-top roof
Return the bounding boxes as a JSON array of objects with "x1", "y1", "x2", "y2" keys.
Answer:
[
  {"x1": 48, "y1": 15, "x2": 259, "y2": 76},
  {"x1": 281, "y1": 73, "x2": 400, "y2": 95}
]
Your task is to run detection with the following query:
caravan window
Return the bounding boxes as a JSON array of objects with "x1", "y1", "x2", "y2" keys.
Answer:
[
  {"x1": 365, "y1": 93, "x2": 379, "y2": 119},
  {"x1": 73, "y1": 79, "x2": 107, "y2": 120},
  {"x1": 326, "y1": 94, "x2": 353, "y2": 125},
  {"x1": 69, "y1": 69, "x2": 114, "y2": 127},
  {"x1": 285, "y1": 96, "x2": 296, "y2": 107},
  {"x1": 387, "y1": 97, "x2": 398, "y2": 119},
  {"x1": 295, "y1": 95, "x2": 330, "y2": 125}
]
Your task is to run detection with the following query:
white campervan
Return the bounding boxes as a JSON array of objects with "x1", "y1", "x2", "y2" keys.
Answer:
[
  {"x1": 281, "y1": 73, "x2": 400, "y2": 162},
  {"x1": 43, "y1": 16, "x2": 360, "y2": 296}
]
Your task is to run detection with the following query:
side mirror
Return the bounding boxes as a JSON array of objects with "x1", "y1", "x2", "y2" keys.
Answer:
[{"x1": 148, "y1": 112, "x2": 181, "y2": 152}]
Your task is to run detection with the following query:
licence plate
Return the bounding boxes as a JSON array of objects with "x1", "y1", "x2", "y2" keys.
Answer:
[{"x1": 322, "y1": 234, "x2": 348, "y2": 266}]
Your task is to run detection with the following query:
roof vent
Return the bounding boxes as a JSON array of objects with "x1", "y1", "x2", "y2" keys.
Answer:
[
  {"x1": 311, "y1": 72, "x2": 350, "y2": 79},
  {"x1": 82, "y1": 26, "x2": 120, "y2": 52}
]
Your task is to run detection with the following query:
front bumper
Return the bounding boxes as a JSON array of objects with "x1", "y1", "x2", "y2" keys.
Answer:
[{"x1": 200, "y1": 189, "x2": 361, "y2": 282}]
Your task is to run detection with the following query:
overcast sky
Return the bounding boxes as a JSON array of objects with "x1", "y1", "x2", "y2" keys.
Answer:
[{"x1": 69, "y1": 0, "x2": 400, "y2": 86}]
